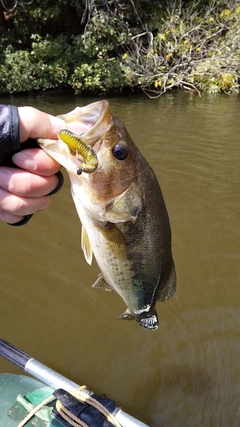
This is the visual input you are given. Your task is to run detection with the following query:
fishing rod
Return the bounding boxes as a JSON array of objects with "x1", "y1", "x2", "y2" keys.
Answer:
[{"x1": 0, "y1": 338, "x2": 149, "y2": 427}]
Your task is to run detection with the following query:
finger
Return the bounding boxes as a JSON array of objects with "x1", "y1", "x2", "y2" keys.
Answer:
[
  {"x1": 0, "y1": 208, "x2": 25, "y2": 225},
  {"x1": 18, "y1": 107, "x2": 66, "y2": 142},
  {"x1": 0, "y1": 167, "x2": 59, "y2": 197},
  {"x1": 12, "y1": 148, "x2": 61, "y2": 176},
  {"x1": 0, "y1": 188, "x2": 51, "y2": 216}
]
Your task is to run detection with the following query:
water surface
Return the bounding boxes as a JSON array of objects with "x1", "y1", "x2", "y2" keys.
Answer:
[{"x1": 0, "y1": 90, "x2": 239, "y2": 427}]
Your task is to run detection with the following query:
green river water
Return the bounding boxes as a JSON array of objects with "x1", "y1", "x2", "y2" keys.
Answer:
[{"x1": 0, "y1": 90, "x2": 239, "y2": 427}]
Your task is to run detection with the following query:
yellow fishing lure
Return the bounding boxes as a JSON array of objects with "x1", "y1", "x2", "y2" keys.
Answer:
[{"x1": 59, "y1": 129, "x2": 98, "y2": 175}]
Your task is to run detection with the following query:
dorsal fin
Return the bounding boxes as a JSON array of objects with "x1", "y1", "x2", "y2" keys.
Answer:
[{"x1": 158, "y1": 262, "x2": 177, "y2": 302}]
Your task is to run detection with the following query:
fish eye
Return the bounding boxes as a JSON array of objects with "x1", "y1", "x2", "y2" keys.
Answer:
[{"x1": 112, "y1": 143, "x2": 129, "y2": 161}]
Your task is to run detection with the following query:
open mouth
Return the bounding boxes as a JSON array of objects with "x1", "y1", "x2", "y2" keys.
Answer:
[
  {"x1": 57, "y1": 100, "x2": 110, "y2": 146},
  {"x1": 37, "y1": 100, "x2": 111, "y2": 175}
]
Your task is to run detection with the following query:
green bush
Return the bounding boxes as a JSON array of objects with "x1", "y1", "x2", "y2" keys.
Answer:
[
  {"x1": 69, "y1": 11, "x2": 130, "y2": 93},
  {"x1": 70, "y1": 58, "x2": 125, "y2": 93},
  {"x1": 0, "y1": 0, "x2": 240, "y2": 96},
  {"x1": 0, "y1": 35, "x2": 70, "y2": 93}
]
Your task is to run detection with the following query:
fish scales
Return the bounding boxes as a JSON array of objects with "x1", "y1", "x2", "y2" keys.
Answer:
[{"x1": 38, "y1": 100, "x2": 176, "y2": 330}]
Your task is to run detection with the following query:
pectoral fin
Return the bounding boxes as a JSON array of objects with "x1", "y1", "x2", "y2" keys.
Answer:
[
  {"x1": 81, "y1": 226, "x2": 92, "y2": 265},
  {"x1": 92, "y1": 274, "x2": 113, "y2": 291},
  {"x1": 97, "y1": 222, "x2": 127, "y2": 258},
  {"x1": 101, "y1": 223, "x2": 126, "y2": 246}
]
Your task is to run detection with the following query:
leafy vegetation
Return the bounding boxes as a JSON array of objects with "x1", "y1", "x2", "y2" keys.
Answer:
[{"x1": 0, "y1": 0, "x2": 240, "y2": 96}]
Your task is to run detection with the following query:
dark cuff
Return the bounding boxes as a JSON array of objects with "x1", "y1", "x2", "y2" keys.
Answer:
[
  {"x1": 7, "y1": 170, "x2": 64, "y2": 227},
  {"x1": 0, "y1": 105, "x2": 20, "y2": 158},
  {"x1": 8, "y1": 214, "x2": 33, "y2": 227},
  {"x1": 47, "y1": 170, "x2": 64, "y2": 195}
]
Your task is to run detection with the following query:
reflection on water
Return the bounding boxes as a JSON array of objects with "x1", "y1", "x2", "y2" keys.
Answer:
[{"x1": 0, "y1": 91, "x2": 240, "y2": 426}]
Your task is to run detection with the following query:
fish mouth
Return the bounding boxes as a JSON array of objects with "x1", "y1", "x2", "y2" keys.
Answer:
[
  {"x1": 58, "y1": 100, "x2": 111, "y2": 147},
  {"x1": 37, "y1": 100, "x2": 112, "y2": 175}
]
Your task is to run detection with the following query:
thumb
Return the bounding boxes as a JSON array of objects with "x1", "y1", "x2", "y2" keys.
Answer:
[{"x1": 18, "y1": 106, "x2": 65, "y2": 142}]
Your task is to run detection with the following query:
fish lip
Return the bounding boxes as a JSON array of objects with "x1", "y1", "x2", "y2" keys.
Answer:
[{"x1": 81, "y1": 100, "x2": 112, "y2": 147}]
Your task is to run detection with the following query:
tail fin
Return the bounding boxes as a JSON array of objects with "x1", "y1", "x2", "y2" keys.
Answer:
[
  {"x1": 119, "y1": 309, "x2": 158, "y2": 330},
  {"x1": 137, "y1": 311, "x2": 158, "y2": 331}
]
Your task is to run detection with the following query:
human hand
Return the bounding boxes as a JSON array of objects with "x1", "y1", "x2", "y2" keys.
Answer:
[{"x1": 0, "y1": 107, "x2": 66, "y2": 225}]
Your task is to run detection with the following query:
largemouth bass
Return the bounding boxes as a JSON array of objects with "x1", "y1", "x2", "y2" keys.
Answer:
[{"x1": 38, "y1": 100, "x2": 176, "y2": 330}]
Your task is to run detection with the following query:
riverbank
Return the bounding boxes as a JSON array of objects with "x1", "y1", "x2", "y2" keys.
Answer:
[{"x1": 1, "y1": 0, "x2": 240, "y2": 97}]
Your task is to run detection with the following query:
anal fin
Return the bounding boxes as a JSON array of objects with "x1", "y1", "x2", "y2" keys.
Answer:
[
  {"x1": 92, "y1": 274, "x2": 113, "y2": 291},
  {"x1": 118, "y1": 310, "x2": 135, "y2": 321}
]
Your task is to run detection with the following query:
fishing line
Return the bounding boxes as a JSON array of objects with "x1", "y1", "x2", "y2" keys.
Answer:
[{"x1": 89, "y1": 164, "x2": 151, "y2": 188}]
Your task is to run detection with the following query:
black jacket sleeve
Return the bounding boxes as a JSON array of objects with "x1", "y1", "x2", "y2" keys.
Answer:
[
  {"x1": 0, "y1": 104, "x2": 63, "y2": 226},
  {"x1": 0, "y1": 104, "x2": 20, "y2": 165}
]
